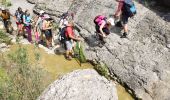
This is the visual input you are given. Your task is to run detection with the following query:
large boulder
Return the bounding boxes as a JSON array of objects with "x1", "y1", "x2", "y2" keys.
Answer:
[
  {"x1": 38, "y1": 69, "x2": 118, "y2": 100},
  {"x1": 33, "y1": 0, "x2": 170, "y2": 99}
]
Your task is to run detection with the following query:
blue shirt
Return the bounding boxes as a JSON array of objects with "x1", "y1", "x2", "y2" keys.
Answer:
[{"x1": 23, "y1": 15, "x2": 31, "y2": 26}]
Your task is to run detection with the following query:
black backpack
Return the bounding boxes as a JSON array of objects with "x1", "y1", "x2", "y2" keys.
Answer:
[
  {"x1": 58, "y1": 26, "x2": 68, "y2": 44},
  {"x1": 123, "y1": 0, "x2": 137, "y2": 17}
]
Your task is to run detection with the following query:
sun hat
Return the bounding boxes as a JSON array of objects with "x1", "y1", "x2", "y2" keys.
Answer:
[
  {"x1": 107, "y1": 18, "x2": 115, "y2": 26},
  {"x1": 39, "y1": 10, "x2": 45, "y2": 15},
  {"x1": 43, "y1": 14, "x2": 50, "y2": 19}
]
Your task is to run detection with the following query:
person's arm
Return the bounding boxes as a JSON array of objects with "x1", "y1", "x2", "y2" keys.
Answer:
[
  {"x1": 67, "y1": 27, "x2": 81, "y2": 41},
  {"x1": 23, "y1": 15, "x2": 27, "y2": 24},
  {"x1": 68, "y1": 33, "x2": 81, "y2": 41},
  {"x1": 35, "y1": 17, "x2": 41, "y2": 27},
  {"x1": 114, "y1": 1, "x2": 124, "y2": 17},
  {"x1": 42, "y1": 21, "x2": 52, "y2": 30},
  {"x1": 9, "y1": 12, "x2": 14, "y2": 17},
  {"x1": 99, "y1": 21, "x2": 106, "y2": 37},
  {"x1": 59, "y1": 19, "x2": 64, "y2": 28}
]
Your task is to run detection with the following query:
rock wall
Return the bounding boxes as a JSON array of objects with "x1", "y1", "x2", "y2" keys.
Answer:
[
  {"x1": 38, "y1": 69, "x2": 118, "y2": 100},
  {"x1": 31, "y1": 0, "x2": 170, "y2": 99}
]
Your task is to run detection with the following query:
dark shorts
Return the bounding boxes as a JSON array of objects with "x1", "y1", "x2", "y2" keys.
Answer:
[
  {"x1": 3, "y1": 19, "x2": 9, "y2": 29},
  {"x1": 44, "y1": 30, "x2": 52, "y2": 38},
  {"x1": 121, "y1": 14, "x2": 129, "y2": 25},
  {"x1": 95, "y1": 25, "x2": 110, "y2": 35}
]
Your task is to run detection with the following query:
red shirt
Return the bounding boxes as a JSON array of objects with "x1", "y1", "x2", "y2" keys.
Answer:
[{"x1": 65, "y1": 26, "x2": 74, "y2": 39}]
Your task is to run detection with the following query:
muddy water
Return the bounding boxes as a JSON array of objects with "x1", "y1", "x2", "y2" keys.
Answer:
[
  {"x1": 8, "y1": 44, "x2": 93, "y2": 79},
  {"x1": 6, "y1": 44, "x2": 134, "y2": 100}
]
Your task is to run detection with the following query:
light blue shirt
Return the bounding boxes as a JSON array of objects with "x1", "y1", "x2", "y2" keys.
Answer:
[{"x1": 23, "y1": 15, "x2": 31, "y2": 26}]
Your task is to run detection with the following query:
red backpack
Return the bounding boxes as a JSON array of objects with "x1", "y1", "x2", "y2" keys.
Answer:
[{"x1": 94, "y1": 15, "x2": 107, "y2": 25}]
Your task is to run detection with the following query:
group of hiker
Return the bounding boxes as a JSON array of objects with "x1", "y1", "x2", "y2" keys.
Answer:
[
  {"x1": 94, "y1": 0, "x2": 136, "y2": 45},
  {"x1": 0, "y1": 0, "x2": 136, "y2": 60}
]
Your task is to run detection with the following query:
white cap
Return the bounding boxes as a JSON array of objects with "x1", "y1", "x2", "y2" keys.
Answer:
[
  {"x1": 39, "y1": 10, "x2": 45, "y2": 14},
  {"x1": 1, "y1": 7, "x2": 5, "y2": 10},
  {"x1": 43, "y1": 14, "x2": 50, "y2": 19},
  {"x1": 107, "y1": 18, "x2": 115, "y2": 26}
]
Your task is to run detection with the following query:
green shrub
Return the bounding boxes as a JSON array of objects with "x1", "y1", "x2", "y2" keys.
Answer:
[
  {"x1": 0, "y1": 30, "x2": 11, "y2": 45},
  {"x1": 0, "y1": 46, "x2": 49, "y2": 100},
  {"x1": 1, "y1": 0, "x2": 12, "y2": 7},
  {"x1": 94, "y1": 62, "x2": 110, "y2": 79},
  {"x1": 74, "y1": 42, "x2": 87, "y2": 63}
]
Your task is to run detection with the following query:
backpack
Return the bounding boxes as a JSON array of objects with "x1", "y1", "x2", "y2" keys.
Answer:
[
  {"x1": 94, "y1": 15, "x2": 107, "y2": 25},
  {"x1": 58, "y1": 26, "x2": 67, "y2": 44},
  {"x1": 123, "y1": 0, "x2": 137, "y2": 17},
  {"x1": 38, "y1": 17, "x2": 44, "y2": 30},
  {"x1": 15, "y1": 11, "x2": 24, "y2": 23}
]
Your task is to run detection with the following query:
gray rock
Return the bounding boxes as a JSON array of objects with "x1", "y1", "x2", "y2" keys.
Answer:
[
  {"x1": 38, "y1": 69, "x2": 118, "y2": 100},
  {"x1": 0, "y1": 43, "x2": 9, "y2": 52},
  {"x1": 32, "y1": 0, "x2": 170, "y2": 99}
]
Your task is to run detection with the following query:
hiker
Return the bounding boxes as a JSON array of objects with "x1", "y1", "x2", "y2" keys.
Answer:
[
  {"x1": 42, "y1": 14, "x2": 53, "y2": 49},
  {"x1": 58, "y1": 12, "x2": 69, "y2": 48},
  {"x1": 23, "y1": 10, "x2": 32, "y2": 42},
  {"x1": 15, "y1": 7, "x2": 24, "y2": 36},
  {"x1": 0, "y1": 7, "x2": 13, "y2": 33},
  {"x1": 65, "y1": 20, "x2": 82, "y2": 60},
  {"x1": 114, "y1": 0, "x2": 136, "y2": 38},
  {"x1": 34, "y1": 10, "x2": 45, "y2": 43},
  {"x1": 59, "y1": 12, "x2": 74, "y2": 30},
  {"x1": 94, "y1": 15, "x2": 115, "y2": 44},
  {"x1": 59, "y1": 12, "x2": 69, "y2": 30}
]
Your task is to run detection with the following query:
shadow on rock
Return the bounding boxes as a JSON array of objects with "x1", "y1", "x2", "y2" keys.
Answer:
[
  {"x1": 110, "y1": 26, "x2": 122, "y2": 37},
  {"x1": 85, "y1": 33, "x2": 100, "y2": 47}
]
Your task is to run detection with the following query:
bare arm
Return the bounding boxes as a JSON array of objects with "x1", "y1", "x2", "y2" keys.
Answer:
[
  {"x1": 99, "y1": 22, "x2": 106, "y2": 37},
  {"x1": 42, "y1": 21, "x2": 52, "y2": 30},
  {"x1": 114, "y1": 1, "x2": 124, "y2": 17}
]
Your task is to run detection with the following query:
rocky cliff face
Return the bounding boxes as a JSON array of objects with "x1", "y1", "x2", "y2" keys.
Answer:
[
  {"x1": 31, "y1": 0, "x2": 170, "y2": 99},
  {"x1": 38, "y1": 69, "x2": 118, "y2": 100}
]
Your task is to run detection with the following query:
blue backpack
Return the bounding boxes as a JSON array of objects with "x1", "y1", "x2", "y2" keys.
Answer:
[{"x1": 123, "y1": 0, "x2": 137, "y2": 17}]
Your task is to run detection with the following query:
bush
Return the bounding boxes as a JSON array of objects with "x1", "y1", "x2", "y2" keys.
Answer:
[
  {"x1": 74, "y1": 42, "x2": 87, "y2": 63},
  {"x1": 0, "y1": 46, "x2": 49, "y2": 100},
  {"x1": 94, "y1": 62, "x2": 110, "y2": 79},
  {"x1": 1, "y1": 0, "x2": 12, "y2": 7},
  {"x1": 0, "y1": 30, "x2": 11, "y2": 45}
]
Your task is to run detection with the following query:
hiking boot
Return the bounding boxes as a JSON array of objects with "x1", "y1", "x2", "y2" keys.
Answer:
[
  {"x1": 120, "y1": 32, "x2": 127, "y2": 38},
  {"x1": 66, "y1": 56, "x2": 72, "y2": 60}
]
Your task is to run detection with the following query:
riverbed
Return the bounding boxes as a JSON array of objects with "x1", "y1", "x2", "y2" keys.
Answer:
[{"x1": 0, "y1": 0, "x2": 134, "y2": 99}]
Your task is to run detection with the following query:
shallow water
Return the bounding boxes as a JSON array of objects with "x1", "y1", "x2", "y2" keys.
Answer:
[
  {"x1": 6, "y1": 44, "x2": 134, "y2": 100},
  {"x1": 8, "y1": 44, "x2": 93, "y2": 78}
]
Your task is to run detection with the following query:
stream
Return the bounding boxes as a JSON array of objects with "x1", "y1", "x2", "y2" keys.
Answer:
[{"x1": 0, "y1": 0, "x2": 134, "y2": 99}]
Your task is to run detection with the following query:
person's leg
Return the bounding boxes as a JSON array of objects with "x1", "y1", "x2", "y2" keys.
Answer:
[
  {"x1": 49, "y1": 30, "x2": 53, "y2": 47},
  {"x1": 124, "y1": 24, "x2": 128, "y2": 33},
  {"x1": 121, "y1": 14, "x2": 129, "y2": 38},
  {"x1": 3, "y1": 20, "x2": 8, "y2": 31},
  {"x1": 45, "y1": 30, "x2": 49, "y2": 47},
  {"x1": 65, "y1": 40, "x2": 73, "y2": 60},
  {"x1": 46, "y1": 37, "x2": 50, "y2": 48},
  {"x1": 18, "y1": 23, "x2": 23, "y2": 35},
  {"x1": 26, "y1": 25, "x2": 32, "y2": 42}
]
